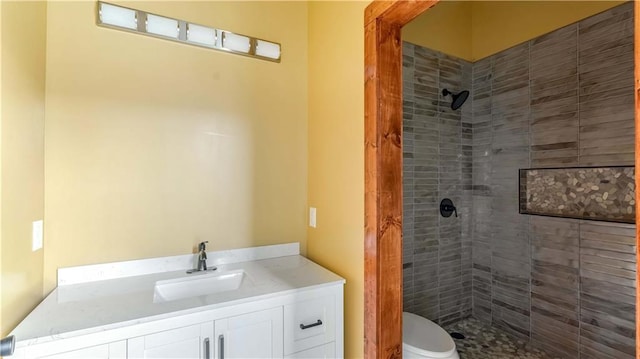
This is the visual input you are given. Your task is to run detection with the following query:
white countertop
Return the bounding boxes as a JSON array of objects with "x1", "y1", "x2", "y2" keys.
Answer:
[{"x1": 11, "y1": 244, "x2": 344, "y2": 348}]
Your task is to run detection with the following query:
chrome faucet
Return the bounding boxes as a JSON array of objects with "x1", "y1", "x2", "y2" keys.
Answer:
[
  {"x1": 187, "y1": 241, "x2": 216, "y2": 274},
  {"x1": 198, "y1": 241, "x2": 208, "y2": 271}
]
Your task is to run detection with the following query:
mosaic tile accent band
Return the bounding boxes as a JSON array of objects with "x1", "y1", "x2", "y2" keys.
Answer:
[{"x1": 519, "y1": 167, "x2": 635, "y2": 223}]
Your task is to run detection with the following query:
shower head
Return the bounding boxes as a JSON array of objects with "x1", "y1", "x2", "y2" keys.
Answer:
[{"x1": 442, "y1": 89, "x2": 469, "y2": 110}]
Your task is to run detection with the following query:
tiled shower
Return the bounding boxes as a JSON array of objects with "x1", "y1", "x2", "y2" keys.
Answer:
[
  {"x1": 402, "y1": 42, "x2": 473, "y2": 325},
  {"x1": 402, "y1": 3, "x2": 636, "y2": 358}
]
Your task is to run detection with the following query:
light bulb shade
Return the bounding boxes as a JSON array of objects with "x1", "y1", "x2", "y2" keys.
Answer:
[
  {"x1": 187, "y1": 23, "x2": 216, "y2": 46},
  {"x1": 256, "y1": 40, "x2": 280, "y2": 60},
  {"x1": 222, "y1": 32, "x2": 251, "y2": 53},
  {"x1": 99, "y1": 3, "x2": 137, "y2": 30},
  {"x1": 146, "y1": 14, "x2": 178, "y2": 39}
]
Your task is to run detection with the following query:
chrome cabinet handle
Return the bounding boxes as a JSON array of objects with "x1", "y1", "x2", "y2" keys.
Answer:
[
  {"x1": 204, "y1": 338, "x2": 210, "y2": 359},
  {"x1": 300, "y1": 319, "x2": 323, "y2": 330},
  {"x1": 218, "y1": 335, "x2": 224, "y2": 359}
]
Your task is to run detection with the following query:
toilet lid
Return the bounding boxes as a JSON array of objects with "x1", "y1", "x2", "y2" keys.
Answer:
[{"x1": 403, "y1": 312, "x2": 456, "y2": 358}]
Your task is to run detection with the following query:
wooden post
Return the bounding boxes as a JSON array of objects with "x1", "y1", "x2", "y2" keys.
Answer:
[
  {"x1": 364, "y1": 1, "x2": 438, "y2": 358},
  {"x1": 634, "y1": 2, "x2": 640, "y2": 358}
]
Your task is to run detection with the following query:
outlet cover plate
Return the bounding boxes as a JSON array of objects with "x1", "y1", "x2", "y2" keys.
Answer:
[{"x1": 32, "y1": 220, "x2": 43, "y2": 251}]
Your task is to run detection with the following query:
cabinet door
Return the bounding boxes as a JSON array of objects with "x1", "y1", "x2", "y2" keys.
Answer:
[
  {"x1": 214, "y1": 307, "x2": 283, "y2": 359},
  {"x1": 128, "y1": 322, "x2": 213, "y2": 359},
  {"x1": 37, "y1": 341, "x2": 126, "y2": 359}
]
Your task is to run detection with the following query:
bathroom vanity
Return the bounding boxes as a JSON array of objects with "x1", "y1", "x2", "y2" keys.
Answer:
[{"x1": 10, "y1": 243, "x2": 344, "y2": 359}]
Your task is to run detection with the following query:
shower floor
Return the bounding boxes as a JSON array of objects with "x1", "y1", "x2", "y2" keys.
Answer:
[{"x1": 443, "y1": 318, "x2": 560, "y2": 359}]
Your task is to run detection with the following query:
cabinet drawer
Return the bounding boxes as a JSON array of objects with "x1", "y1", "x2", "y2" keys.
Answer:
[
  {"x1": 36, "y1": 341, "x2": 126, "y2": 359},
  {"x1": 286, "y1": 342, "x2": 335, "y2": 359},
  {"x1": 284, "y1": 294, "x2": 335, "y2": 355}
]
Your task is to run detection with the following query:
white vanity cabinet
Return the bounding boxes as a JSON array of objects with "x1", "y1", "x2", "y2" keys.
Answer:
[
  {"x1": 12, "y1": 248, "x2": 345, "y2": 359},
  {"x1": 14, "y1": 285, "x2": 343, "y2": 359}
]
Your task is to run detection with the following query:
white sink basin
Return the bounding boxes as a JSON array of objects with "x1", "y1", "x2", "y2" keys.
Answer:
[{"x1": 153, "y1": 269, "x2": 245, "y2": 303}]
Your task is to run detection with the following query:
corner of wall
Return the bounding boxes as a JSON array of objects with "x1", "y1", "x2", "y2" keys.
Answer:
[
  {"x1": 0, "y1": 0, "x2": 47, "y2": 335},
  {"x1": 307, "y1": 2, "x2": 367, "y2": 357},
  {"x1": 0, "y1": 0, "x2": 4, "y2": 336}
]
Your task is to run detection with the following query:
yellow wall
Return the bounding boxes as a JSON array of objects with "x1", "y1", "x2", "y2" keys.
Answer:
[
  {"x1": 0, "y1": 1, "x2": 47, "y2": 335},
  {"x1": 307, "y1": 1, "x2": 366, "y2": 357},
  {"x1": 43, "y1": 1, "x2": 308, "y2": 293},
  {"x1": 403, "y1": 1, "x2": 472, "y2": 60},
  {"x1": 0, "y1": 0, "x2": 4, "y2": 335},
  {"x1": 405, "y1": 0, "x2": 626, "y2": 61}
]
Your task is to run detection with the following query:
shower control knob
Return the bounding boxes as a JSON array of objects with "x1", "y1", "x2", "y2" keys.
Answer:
[{"x1": 440, "y1": 198, "x2": 458, "y2": 218}]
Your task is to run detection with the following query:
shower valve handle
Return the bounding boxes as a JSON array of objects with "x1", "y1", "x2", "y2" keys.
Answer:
[
  {"x1": 439, "y1": 199, "x2": 458, "y2": 218},
  {"x1": 443, "y1": 204, "x2": 458, "y2": 217}
]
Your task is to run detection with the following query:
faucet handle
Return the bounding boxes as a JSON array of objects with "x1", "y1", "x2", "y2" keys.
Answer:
[{"x1": 199, "y1": 241, "x2": 209, "y2": 251}]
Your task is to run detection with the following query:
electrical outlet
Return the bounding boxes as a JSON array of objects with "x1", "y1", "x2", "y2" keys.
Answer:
[
  {"x1": 309, "y1": 207, "x2": 317, "y2": 228},
  {"x1": 32, "y1": 220, "x2": 43, "y2": 251}
]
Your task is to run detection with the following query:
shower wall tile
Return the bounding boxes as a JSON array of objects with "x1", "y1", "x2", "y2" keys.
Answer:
[
  {"x1": 403, "y1": 41, "x2": 417, "y2": 312},
  {"x1": 530, "y1": 24, "x2": 579, "y2": 168},
  {"x1": 403, "y1": 42, "x2": 473, "y2": 325},
  {"x1": 579, "y1": 221, "x2": 636, "y2": 359},
  {"x1": 460, "y1": 65, "x2": 474, "y2": 320},
  {"x1": 404, "y1": 4, "x2": 634, "y2": 356},
  {"x1": 488, "y1": 42, "x2": 532, "y2": 340},
  {"x1": 470, "y1": 2, "x2": 636, "y2": 358},
  {"x1": 530, "y1": 216, "x2": 580, "y2": 358},
  {"x1": 578, "y1": 2, "x2": 635, "y2": 167},
  {"x1": 471, "y1": 55, "x2": 493, "y2": 324},
  {"x1": 569, "y1": 9, "x2": 636, "y2": 359}
]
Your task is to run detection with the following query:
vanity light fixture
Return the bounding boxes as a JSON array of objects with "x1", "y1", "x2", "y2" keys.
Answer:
[
  {"x1": 256, "y1": 40, "x2": 281, "y2": 60},
  {"x1": 99, "y1": 2, "x2": 137, "y2": 30},
  {"x1": 96, "y1": 1, "x2": 281, "y2": 63},
  {"x1": 146, "y1": 14, "x2": 179, "y2": 39},
  {"x1": 187, "y1": 23, "x2": 216, "y2": 46},
  {"x1": 222, "y1": 32, "x2": 251, "y2": 53}
]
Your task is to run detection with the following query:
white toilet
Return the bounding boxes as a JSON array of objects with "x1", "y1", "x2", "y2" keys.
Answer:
[{"x1": 403, "y1": 312, "x2": 460, "y2": 359}]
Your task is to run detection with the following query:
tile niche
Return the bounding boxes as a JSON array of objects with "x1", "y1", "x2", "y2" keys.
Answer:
[{"x1": 519, "y1": 166, "x2": 635, "y2": 223}]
